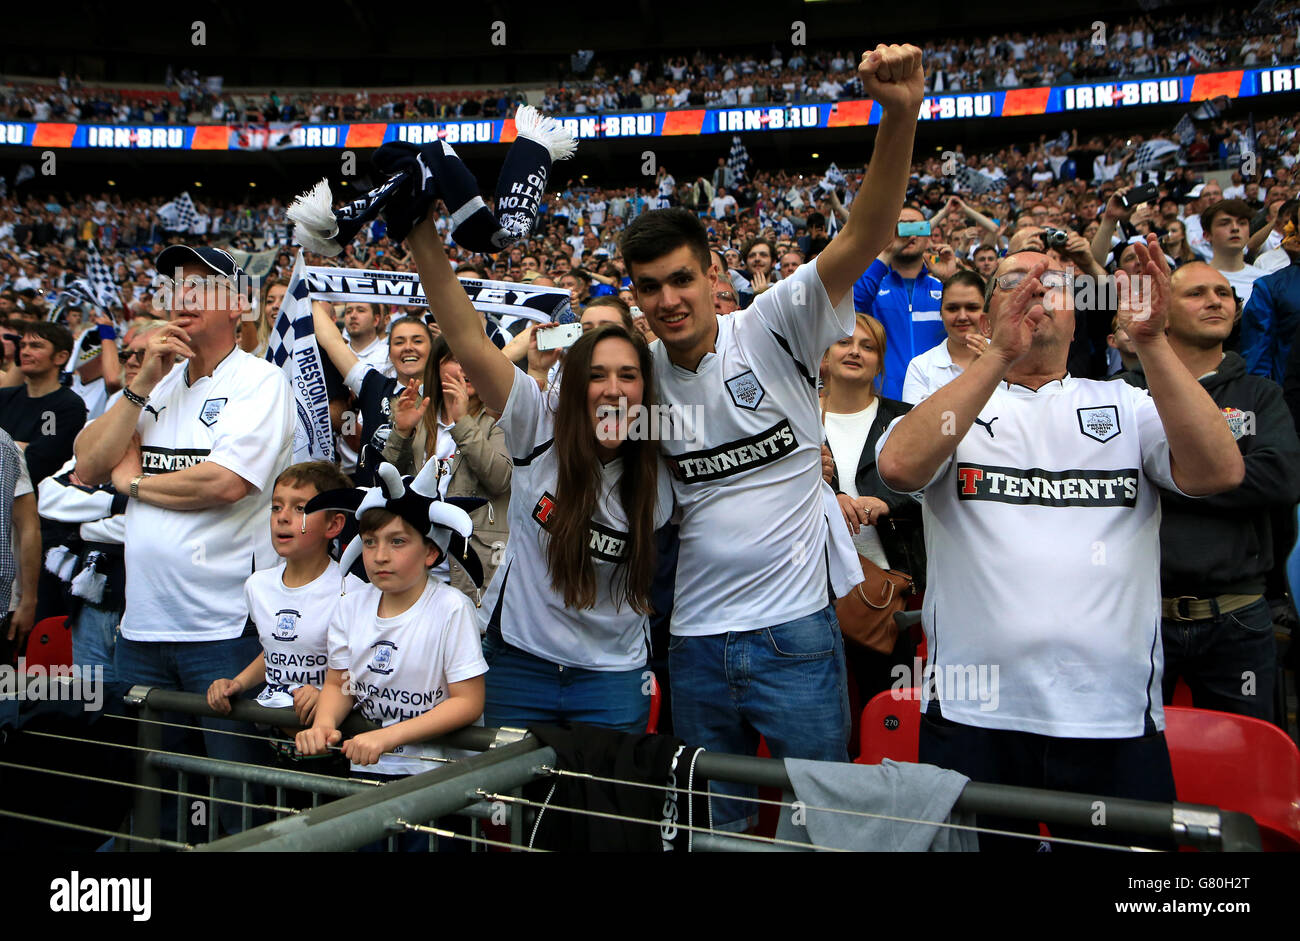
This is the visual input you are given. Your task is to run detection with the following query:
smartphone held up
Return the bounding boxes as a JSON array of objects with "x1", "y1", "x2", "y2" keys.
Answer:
[{"x1": 536, "y1": 322, "x2": 584, "y2": 351}]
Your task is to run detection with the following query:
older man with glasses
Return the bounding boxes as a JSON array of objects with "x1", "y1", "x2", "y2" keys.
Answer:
[
  {"x1": 74, "y1": 245, "x2": 295, "y2": 838},
  {"x1": 877, "y1": 235, "x2": 1244, "y2": 850}
]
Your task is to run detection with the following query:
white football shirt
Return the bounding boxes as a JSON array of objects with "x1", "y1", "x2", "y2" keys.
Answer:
[
  {"x1": 329, "y1": 578, "x2": 487, "y2": 776},
  {"x1": 654, "y1": 259, "x2": 856, "y2": 635},
  {"x1": 70, "y1": 374, "x2": 110, "y2": 421},
  {"x1": 121, "y1": 348, "x2": 295, "y2": 641},
  {"x1": 876, "y1": 376, "x2": 1185, "y2": 738},
  {"x1": 901, "y1": 339, "x2": 965, "y2": 405},
  {"x1": 245, "y1": 560, "x2": 363, "y2": 708},
  {"x1": 478, "y1": 365, "x2": 673, "y2": 670}
]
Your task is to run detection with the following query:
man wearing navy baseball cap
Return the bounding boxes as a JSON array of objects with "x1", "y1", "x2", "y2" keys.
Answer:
[
  {"x1": 154, "y1": 245, "x2": 255, "y2": 305},
  {"x1": 73, "y1": 242, "x2": 295, "y2": 837}
]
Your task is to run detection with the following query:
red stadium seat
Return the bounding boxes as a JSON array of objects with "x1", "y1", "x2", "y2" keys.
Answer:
[
  {"x1": 1164, "y1": 706, "x2": 1300, "y2": 852},
  {"x1": 646, "y1": 672, "x2": 661, "y2": 734},
  {"x1": 23, "y1": 616, "x2": 72, "y2": 673},
  {"x1": 856, "y1": 688, "x2": 921, "y2": 764},
  {"x1": 852, "y1": 695, "x2": 1299, "y2": 850}
]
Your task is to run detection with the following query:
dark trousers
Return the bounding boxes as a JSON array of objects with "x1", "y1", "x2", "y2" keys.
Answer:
[
  {"x1": 1161, "y1": 597, "x2": 1276, "y2": 724},
  {"x1": 918, "y1": 702, "x2": 1177, "y2": 852}
]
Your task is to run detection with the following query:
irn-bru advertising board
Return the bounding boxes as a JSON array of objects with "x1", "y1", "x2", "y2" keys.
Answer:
[{"x1": 2, "y1": 65, "x2": 1297, "y2": 151}]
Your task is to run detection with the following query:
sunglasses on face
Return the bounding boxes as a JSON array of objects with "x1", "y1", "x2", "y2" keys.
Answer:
[{"x1": 122, "y1": 348, "x2": 147, "y2": 363}]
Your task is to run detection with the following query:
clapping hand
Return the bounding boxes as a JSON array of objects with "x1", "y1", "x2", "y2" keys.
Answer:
[
  {"x1": 1115, "y1": 233, "x2": 1172, "y2": 346},
  {"x1": 393, "y1": 378, "x2": 430, "y2": 435},
  {"x1": 443, "y1": 373, "x2": 471, "y2": 423}
]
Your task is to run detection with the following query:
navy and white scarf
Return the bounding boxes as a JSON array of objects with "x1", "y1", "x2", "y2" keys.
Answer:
[{"x1": 288, "y1": 105, "x2": 576, "y2": 255}]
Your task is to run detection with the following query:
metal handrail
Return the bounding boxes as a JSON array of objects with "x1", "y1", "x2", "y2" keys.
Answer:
[{"x1": 124, "y1": 687, "x2": 1261, "y2": 852}]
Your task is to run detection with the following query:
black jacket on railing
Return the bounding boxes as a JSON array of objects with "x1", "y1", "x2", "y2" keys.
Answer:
[{"x1": 827, "y1": 395, "x2": 927, "y2": 595}]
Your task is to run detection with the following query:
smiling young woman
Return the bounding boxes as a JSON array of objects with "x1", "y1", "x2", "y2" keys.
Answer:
[
  {"x1": 312, "y1": 304, "x2": 436, "y2": 487},
  {"x1": 821, "y1": 313, "x2": 926, "y2": 704},
  {"x1": 402, "y1": 215, "x2": 674, "y2": 733}
]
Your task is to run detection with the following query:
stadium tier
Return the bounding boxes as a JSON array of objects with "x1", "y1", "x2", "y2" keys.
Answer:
[{"x1": 0, "y1": 65, "x2": 1296, "y2": 150}]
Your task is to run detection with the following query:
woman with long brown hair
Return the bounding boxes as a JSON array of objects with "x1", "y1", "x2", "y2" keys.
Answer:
[
  {"x1": 404, "y1": 215, "x2": 673, "y2": 732},
  {"x1": 1161, "y1": 218, "x2": 1198, "y2": 267}
]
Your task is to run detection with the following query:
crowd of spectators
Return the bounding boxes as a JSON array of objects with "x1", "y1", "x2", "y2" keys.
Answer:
[
  {"x1": 2, "y1": 41, "x2": 1299, "y2": 852},
  {"x1": 3, "y1": 4, "x2": 1298, "y2": 126},
  {"x1": 0, "y1": 112, "x2": 1293, "y2": 334},
  {"x1": 0, "y1": 73, "x2": 529, "y2": 127}
]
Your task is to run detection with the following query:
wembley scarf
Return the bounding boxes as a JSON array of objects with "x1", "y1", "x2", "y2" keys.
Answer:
[
  {"x1": 288, "y1": 105, "x2": 576, "y2": 255},
  {"x1": 304, "y1": 265, "x2": 574, "y2": 345},
  {"x1": 302, "y1": 266, "x2": 572, "y2": 322}
]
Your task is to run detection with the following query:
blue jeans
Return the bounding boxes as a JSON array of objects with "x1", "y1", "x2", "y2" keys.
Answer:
[
  {"x1": 668, "y1": 603, "x2": 851, "y2": 831},
  {"x1": 1161, "y1": 597, "x2": 1276, "y2": 723},
  {"x1": 114, "y1": 626, "x2": 267, "y2": 837},
  {"x1": 71, "y1": 603, "x2": 121, "y2": 689},
  {"x1": 1289, "y1": 504, "x2": 1300, "y2": 615},
  {"x1": 482, "y1": 629, "x2": 650, "y2": 733}
]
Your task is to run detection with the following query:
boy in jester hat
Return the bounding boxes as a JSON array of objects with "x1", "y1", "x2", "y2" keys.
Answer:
[{"x1": 294, "y1": 451, "x2": 488, "y2": 776}]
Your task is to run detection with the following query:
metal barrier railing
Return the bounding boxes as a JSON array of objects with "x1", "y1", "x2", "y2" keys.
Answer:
[
  {"x1": 110, "y1": 685, "x2": 534, "y2": 851},
  {"x1": 89, "y1": 686, "x2": 1260, "y2": 853}
]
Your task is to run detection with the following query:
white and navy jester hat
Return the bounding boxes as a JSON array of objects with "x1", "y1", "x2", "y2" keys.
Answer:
[{"x1": 305, "y1": 448, "x2": 485, "y2": 593}]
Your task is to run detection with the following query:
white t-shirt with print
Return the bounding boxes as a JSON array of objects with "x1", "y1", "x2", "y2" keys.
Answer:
[
  {"x1": 654, "y1": 259, "x2": 858, "y2": 635},
  {"x1": 478, "y1": 366, "x2": 673, "y2": 670},
  {"x1": 329, "y1": 578, "x2": 487, "y2": 776},
  {"x1": 876, "y1": 376, "x2": 1183, "y2": 738},
  {"x1": 1217, "y1": 263, "x2": 1266, "y2": 307},
  {"x1": 122, "y1": 348, "x2": 294, "y2": 641},
  {"x1": 245, "y1": 560, "x2": 362, "y2": 707}
]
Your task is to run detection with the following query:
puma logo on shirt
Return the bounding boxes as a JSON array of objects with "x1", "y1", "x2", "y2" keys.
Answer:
[{"x1": 973, "y1": 415, "x2": 998, "y2": 438}]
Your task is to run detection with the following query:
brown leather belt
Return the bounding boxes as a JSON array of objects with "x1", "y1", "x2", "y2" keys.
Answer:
[{"x1": 1161, "y1": 593, "x2": 1263, "y2": 622}]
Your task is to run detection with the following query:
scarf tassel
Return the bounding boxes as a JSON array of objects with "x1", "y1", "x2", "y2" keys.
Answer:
[
  {"x1": 70, "y1": 550, "x2": 107, "y2": 604},
  {"x1": 44, "y1": 546, "x2": 79, "y2": 583}
]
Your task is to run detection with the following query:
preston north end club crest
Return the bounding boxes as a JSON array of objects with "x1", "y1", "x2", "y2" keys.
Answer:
[
  {"x1": 725, "y1": 370, "x2": 765, "y2": 410},
  {"x1": 199, "y1": 397, "x2": 229, "y2": 427},
  {"x1": 1077, "y1": 405, "x2": 1120, "y2": 443},
  {"x1": 368, "y1": 639, "x2": 398, "y2": 675},
  {"x1": 273, "y1": 608, "x2": 301, "y2": 642}
]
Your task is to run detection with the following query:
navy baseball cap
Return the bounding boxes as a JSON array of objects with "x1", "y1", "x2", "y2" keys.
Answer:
[{"x1": 155, "y1": 245, "x2": 248, "y2": 285}]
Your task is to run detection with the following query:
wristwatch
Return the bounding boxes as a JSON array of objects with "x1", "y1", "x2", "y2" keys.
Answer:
[{"x1": 130, "y1": 475, "x2": 145, "y2": 500}]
